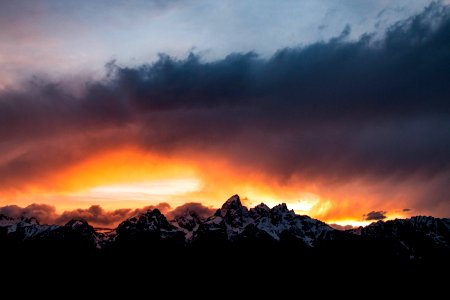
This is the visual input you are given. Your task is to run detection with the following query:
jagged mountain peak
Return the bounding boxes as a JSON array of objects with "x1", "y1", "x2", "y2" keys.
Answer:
[
  {"x1": 221, "y1": 194, "x2": 243, "y2": 210},
  {"x1": 116, "y1": 208, "x2": 178, "y2": 236},
  {"x1": 63, "y1": 219, "x2": 96, "y2": 239},
  {"x1": 363, "y1": 216, "x2": 450, "y2": 232},
  {"x1": 250, "y1": 203, "x2": 271, "y2": 219},
  {"x1": 271, "y1": 203, "x2": 290, "y2": 213},
  {"x1": 1, "y1": 195, "x2": 449, "y2": 260},
  {"x1": 409, "y1": 215, "x2": 450, "y2": 228},
  {"x1": 355, "y1": 215, "x2": 450, "y2": 252},
  {"x1": 137, "y1": 208, "x2": 171, "y2": 226},
  {"x1": 254, "y1": 203, "x2": 270, "y2": 211},
  {"x1": 214, "y1": 194, "x2": 249, "y2": 219},
  {"x1": 271, "y1": 203, "x2": 295, "y2": 221},
  {"x1": 195, "y1": 196, "x2": 335, "y2": 245},
  {"x1": 146, "y1": 208, "x2": 163, "y2": 216}
]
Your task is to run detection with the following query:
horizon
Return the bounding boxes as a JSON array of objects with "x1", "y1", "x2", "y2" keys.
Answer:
[
  {"x1": 1, "y1": 1, "x2": 450, "y2": 229},
  {"x1": 0, "y1": 194, "x2": 439, "y2": 229}
]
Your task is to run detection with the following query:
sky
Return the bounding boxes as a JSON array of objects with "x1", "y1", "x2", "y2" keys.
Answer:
[{"x1": 0, "y1": 0, "x2": 449, "y2": 227}]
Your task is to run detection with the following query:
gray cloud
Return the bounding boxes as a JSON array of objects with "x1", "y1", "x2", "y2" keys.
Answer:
[{"x1": 364, "y1": 211, "x2": 388, "y2": 221}]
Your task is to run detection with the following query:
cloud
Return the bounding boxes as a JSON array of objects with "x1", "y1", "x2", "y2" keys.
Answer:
[
  {"x1": 56, "y1": 206, "x2": 131, "y2": 227},
  {"x1": 364, "y1": 211, "x2": 387, "y2": 221},
  {"x1": 166, "y1": 202, "x2": 215, "y2": 220},
  {"x1": 0, "y1": 204, "x2": 57, "y2": 224},
  {"x1": 0, "y1": 203, "x2": 172, "y2": 227},
  {"x1": 56, "y1": 203, "x2": 171, "y2": 227},
  {"x1": 131, "y1": 203, "x2": 172, "y2": 220},
  {"x1": 0, "y1": 3, "x2": 450, "y2": 215},
  {"x1": 403, "y1": 208, "x2": 412, "y2": 212}
]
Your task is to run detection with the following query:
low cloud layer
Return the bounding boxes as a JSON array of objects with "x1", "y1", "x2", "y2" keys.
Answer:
[
  {"x1": 0, "y1": 204, "x2": 57, "y2": 224},
  {"x1": 0, "y1": 203, "x2": 173, "y2": 227},
  {"x1": 56, "y1": 203, "x2": 172, "y2": 227},
  {"x1": 0, "y1": 202, "x2": 216, "y2": 227},
  {"x1": 0, "y1": 3, "x2": 450, "y2": 216}
]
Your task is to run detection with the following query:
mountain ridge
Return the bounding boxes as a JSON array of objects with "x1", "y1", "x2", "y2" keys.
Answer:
[{"x1": 1, "y1": 195, "x2": 449, "y2": 262}]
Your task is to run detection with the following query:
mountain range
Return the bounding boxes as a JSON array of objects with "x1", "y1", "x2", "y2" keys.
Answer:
[{"x1": 1, "y1": 195, "x2": 449, "y2": 263}]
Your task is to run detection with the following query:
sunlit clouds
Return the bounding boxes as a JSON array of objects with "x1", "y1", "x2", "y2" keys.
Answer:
[
  {"x1": 0, "y1": 145, "x2": 425, "y2": 225},
  {"x1": 1, "y1": 1, "x2": 450, "y2": 227}
]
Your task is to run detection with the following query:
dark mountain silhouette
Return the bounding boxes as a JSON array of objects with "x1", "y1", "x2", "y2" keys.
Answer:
[
  {"x1": 1, "y1": 195, "x2": 450, "y2": 256},
  {"x1": 1, "y1": 195, "x2": 449, "y2": 285}
]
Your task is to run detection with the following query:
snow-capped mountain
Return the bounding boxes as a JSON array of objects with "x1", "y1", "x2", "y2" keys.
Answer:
[
  {"x1": 352, "y1": 215, "x2": 450, "y2": 258},
  {"x1": 114, "y1": 208, "x2": 185, "y2": 244},
  {"x1": 0, "y1": 215, "x2": 100, "y2": 249},
  {"x1": 1, "y1": 195, "x2": 449, "y2": 261},
  {"x1": 170, "y1": 208, "x2": 206, "y2": 240},
  {"x1": 193, "y1": 195, "x2": 335, "y2": 246},
  {"x1": 0, "y1": 215, "x2": 58, "y2": 239}
]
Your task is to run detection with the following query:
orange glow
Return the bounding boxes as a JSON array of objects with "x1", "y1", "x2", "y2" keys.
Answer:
[
  {"x1": 53, "y1": 147, "x2": 200, "y2": 192},
  {"x1": 0, "y1": 147, "x2": 204, "y2": 210},
  {"x1": 329, "y1": 212, "x2": 408, "y2": 228},
  {"x1": 86, "y1": 179, "x2": 201, "y2": 197},
  {"x1": 0, "y1": 146, "x2": 411, "y2": 226},
  {"x1": 328, "y1": 219, "x2": 373, "y2": 227}
]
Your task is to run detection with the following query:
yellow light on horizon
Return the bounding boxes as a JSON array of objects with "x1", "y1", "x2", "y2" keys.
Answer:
[
  {"x1": 80, "y1": 178, "x2": 202, "y2": 201},
  {"x1": 329, "y1": 213, "x2": 408, "y2": 228},
  {"x1": 330, "y1": 219, "x2": 373, "y2": 227},
  {"x1": 290, "y1": 193, "x2": 320, "y2": 213}
]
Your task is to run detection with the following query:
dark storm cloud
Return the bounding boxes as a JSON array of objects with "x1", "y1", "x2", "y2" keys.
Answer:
[
  {"x1": 101, "y1": 2, "x2": 450, "y2": 177},
  {"x1": 364, "y1": 211, "x2": 388, "y2": 221},
  {"x1": 0, "y1": 3, "x2": 450, "y2": 210}
]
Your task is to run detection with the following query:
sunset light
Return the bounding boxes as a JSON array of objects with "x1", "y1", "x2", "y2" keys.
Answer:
[
  {"x1": 2, "y1": 2, "x2": 450, "y2": 283},
  {"x1": 84, "y1": 179, "x2": 202, "y2": 200},
  {"x1": 0, "y1": 1, "x2": 448, "y2": 231}
]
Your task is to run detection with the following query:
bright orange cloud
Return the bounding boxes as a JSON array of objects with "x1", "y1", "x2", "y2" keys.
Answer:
[
  {"x1": 0, "y1": 144, "x2": 429, "y2": 226},
  {"x1": 0, "y1": 145, "x2": 420, "y2": 225}
]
